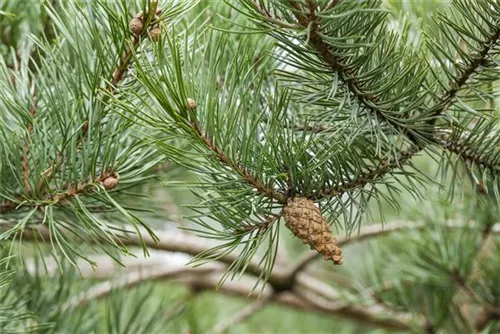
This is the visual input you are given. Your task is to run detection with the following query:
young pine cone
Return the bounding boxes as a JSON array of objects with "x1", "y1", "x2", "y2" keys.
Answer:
[
  {"x1": 129, "y1": 16, "x2": 144, "y2": 35},
  {"x1": 283, "y1": 197, "x2": 343, "y2": 264}
]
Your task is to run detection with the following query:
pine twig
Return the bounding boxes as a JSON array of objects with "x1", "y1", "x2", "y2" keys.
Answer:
[
  {"x1": 247, "y1": 0, "x2": 299, "y2": 29},
  {"x1": 70, "y1": 266, "x2": 218, "y2": 308},
  {"x1": 435, "y1": 131, "x2": 500, "y2": 176},
  {"x1": 309, "y1": 146, "x2": 418, "y2": 201},
  {"x1": 428, "y1": 27, "x2": 500, "y2": 123},
  {"x1": 21, "y1": 86, "x2": 38, "y2": 193},
  {"x1": 190, "y1": 121, "x2": 288, "y2": 204},
  {"x1": 286, "y1": 0, "x2": 420, "y2": 144},
  {"x1": 253, "y1": 0, "x2": 500, "y2": 182},
  {"x1": 234, "y1": 213, "x2": 282, "y2": 234},
  {"x1": 38, "y1": 4, "x2": 160, "y2": 193}
]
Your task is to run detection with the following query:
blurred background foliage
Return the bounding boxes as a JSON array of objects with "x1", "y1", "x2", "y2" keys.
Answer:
[{"x1": 1, "y1": 0, "x2": 500, "y2": 333}]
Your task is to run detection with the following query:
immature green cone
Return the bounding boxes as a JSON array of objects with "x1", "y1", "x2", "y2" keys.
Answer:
[{"x1": 283, "y1": 197, "x2": 343, "y2": 264}]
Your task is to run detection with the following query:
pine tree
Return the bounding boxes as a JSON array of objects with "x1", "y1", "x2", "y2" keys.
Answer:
[{"x1": 1, "y1": 0, "x2": 500, "y2": 332}]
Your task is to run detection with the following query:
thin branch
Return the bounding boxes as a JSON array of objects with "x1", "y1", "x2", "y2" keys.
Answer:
[
  {"x1": 435, "y1": 132, "x2": 500, "y2": 176},
  {"x1": 210, "y1": 294, "x2": 272, "y2": 334},
  {"x1": 234, "y1": 212, "x2": 282, "y2": 234},
  {"x1": 70, "y1": 265, "x2": 218, "y2": 308},
  {"x1": 247, "y1": 0, "x2": 299, "y2": 29},
  {"x1": 286, "y1": 220, "x2": 500, "y2": 275},
  {"x1": 1, "y1": 169, "x2": 119, "y2": 212},
  {"x1": 190, "y1": 122, "x2": 287, "y2": 204},
  {"x1": 21, "y1": 84, "x2": 38, "y2": 193},
  {"x1": 309, "y1": 146, "x2": 418, "y2": 200},
  {"x1": 453, "y1": 273, "x2": 500, "y2": 317},
  {"x1": 38, "y1": 5, "x2": 160, "y2": 193},
  {"x1": 325, "y1": 0, "x2": 340, "y2": 11},
  {"x1": 429, "y1": 27, "x2": 500, "y2": 122}
]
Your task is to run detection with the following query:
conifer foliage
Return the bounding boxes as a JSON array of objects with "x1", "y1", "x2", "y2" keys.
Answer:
[{"x1": 1, "y1": 0, "x2": 500, "y2": 332}]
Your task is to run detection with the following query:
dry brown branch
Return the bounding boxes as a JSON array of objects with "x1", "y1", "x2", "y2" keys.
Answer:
[
  {"x1": 5, "y1": 220, "x2": 431, "y2": 330},
  {"x1": 6, "y1": 218, "x2": 500, "y2": 330},
  {"x1": 285, "y1": 219, "x2": 498, "y2": 276},
  {"x1": 29, "y1": 252, "x2": 418, "y2": 331},
  {"x1": 210, "y1": 294, "x2": 272, "y2": 334},
  {"x1": 71, "y1": 265, "x2": 218, "y2": 308}
]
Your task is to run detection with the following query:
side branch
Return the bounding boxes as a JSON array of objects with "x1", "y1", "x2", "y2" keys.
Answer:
[
  {"x1": 429, "y1": 27, "x2": 500, "y2": 121},
  {"x1": 190, "y1": 122, "x2": 287, "y2": 204},
  {"x1": 286, "y1": 0, "x2": 418, "y2": 142},
  {"x1": 436, "y1": 133, "x2": 500, "y2": 176},
  {"x1": 38, "y1": 6, "x2": 160, "y2": 193},
  {"x1": 21, "y1": 86, "x2": 38, "y2": 193},
  {"x1": 309, "y1": 146, "x2": 417, "y2": 201}
]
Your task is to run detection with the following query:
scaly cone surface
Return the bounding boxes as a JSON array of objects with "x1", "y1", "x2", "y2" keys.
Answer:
[{"x1": 283, "y1": 197, "x2": 343, "y2": 264}]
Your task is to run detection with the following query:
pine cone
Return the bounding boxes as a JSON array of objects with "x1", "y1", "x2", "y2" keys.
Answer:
[
  {"x1": 283, "y1": 197, "x2": 343, "y2": 264},
  {"x1": 149, "y1": 26, "x2": 161, "y2": 41},
  {"x1": 129, "y1": 17, "x2": 144, "y2": 35}
]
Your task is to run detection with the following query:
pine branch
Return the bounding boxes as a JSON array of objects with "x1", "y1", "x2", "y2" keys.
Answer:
[
  {"x1": 190, "y1": 121, "x2": 287, "y2": 204},
  {"x1": 285, "y1": 0, "x2": 420, "y2": 144},
  {"x1": 284, "y1": 219, "x2": 495, "y2": 279},
  {"x1": 248, "y1": 0, "x2": 299, "y2": 29},
  {"x1": 28, "y1": 245, "x2": 420, "y2": 331},
  {"x1": 309, "y1": 146, "x2": 418, "y2": 201},
  {"x1": 246, "y1": 0, "x2": 500, "y2": 194},
  {"x1": 210, "y1": 295, "x2": 272, "y2": 334},
  {"x1": 38, "y1": 4, "x2": 160, "y2": 193},
  {"x1": 428, "y1": 27, "x2": 500, "y2": 123},
  {"x1": 437, "y1": 134, "x2": 500, "y2": 176}
]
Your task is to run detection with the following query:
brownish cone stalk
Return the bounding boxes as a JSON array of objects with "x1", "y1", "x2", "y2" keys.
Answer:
[{"x1": 283, "y1": 197, "x2": 343, "y2": 264}]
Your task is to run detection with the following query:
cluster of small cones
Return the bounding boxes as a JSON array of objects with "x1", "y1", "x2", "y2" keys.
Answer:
[{"x1": 283, "y1": 197, "x2": 343, "y2": 264}]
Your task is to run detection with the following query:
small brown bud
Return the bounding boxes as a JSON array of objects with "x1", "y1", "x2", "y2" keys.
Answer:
[
  {"x1": 129, "y1": 17, "x2": 144, "y2": 35},
  {"x1": 187, "y1": 98, "x2": 197, "y2": 110},
  {"x1": 149, "y1": 26, "x2": 161, "y2": 41},
  {"x1": 102, "y1": 176, "x2": 119, "y2": 190}
]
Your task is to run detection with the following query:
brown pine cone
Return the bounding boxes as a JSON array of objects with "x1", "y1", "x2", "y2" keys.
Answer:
[
  {"x1": 283, "y1": 197, "x2": 343, "y2": 264},
  {"x1": 129, "y1": 17, "x2": 144, "y2": 35}
]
